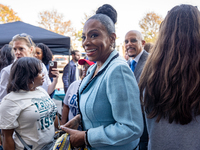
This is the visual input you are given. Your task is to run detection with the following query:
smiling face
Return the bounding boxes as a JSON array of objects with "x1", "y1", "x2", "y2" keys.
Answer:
[
  {"x1": 13, "y1": 40, "x2": 33, "y2": 59},
  {"x1": 35, "y1": 47, "x2": 43, "y2": 61},
  {"x1": 82, "y1": 19, "x2": 116, "y2": 64},
  {"x1": 125, "y1": 30, "x2": 145, "y2": 58}
]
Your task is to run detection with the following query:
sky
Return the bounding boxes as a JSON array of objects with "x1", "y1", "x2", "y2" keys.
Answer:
[{"x1": 1, "y1": 0, "x2": 200, "y2": 48}]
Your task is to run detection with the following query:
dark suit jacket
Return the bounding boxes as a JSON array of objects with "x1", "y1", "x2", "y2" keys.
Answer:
[
  {"x1": 62, "y1": 60, "x2": 77, "y2": 93},
  {"x1": 128, "y1": 50, "x2": 149, "y2": 150},
  {"x1": 128, "y1": 50, "x2": 149, "y2": 83}
]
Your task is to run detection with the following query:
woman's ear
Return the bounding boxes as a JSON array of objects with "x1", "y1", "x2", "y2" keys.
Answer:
[
  {"x1": 109, "y1": 33, "x2": 116, "y2": 49},
  {"x1": 110, "y1": 33, "x2": 116, "y2": 43}
]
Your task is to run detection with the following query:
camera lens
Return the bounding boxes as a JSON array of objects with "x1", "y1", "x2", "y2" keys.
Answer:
[{"x1": 50, "y1": 61, "x2": 54, "y2": 66}]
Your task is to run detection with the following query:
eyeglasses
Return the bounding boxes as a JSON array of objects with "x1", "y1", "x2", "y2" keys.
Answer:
[{"x1": 12, "y1": 33, "x2": 33, "y2": 45}]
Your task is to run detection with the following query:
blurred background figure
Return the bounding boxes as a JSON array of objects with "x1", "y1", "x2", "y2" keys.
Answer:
[
  {"x1": 124, "y1": 51, "x2": 130, "y2": 63},
  {"x1": 0, "y1": 44, "x2": 15, "y2": 77},
  {"x1": 35, "y1": 43, "x2": 55, "y2": 98},
  {"x1": 35, "y1": 43, "x2": 53, "y2": 69},
  {"x1": 0, "y1": 57, "x2": 57, "y2": 150},
  {"x1": 0, "y1": 44, "x2": 15, "y2": 150},
  {"x1": 0, "y1": 44, "x2": 15, "y2": 149},
  {"x1": 61, "y1": 59, "x2": 94, "y2": 125},
  {"x1": 144, "y1": 42, "x2": 154, "y2": 53},
  {"x1": 139, "y1": 4, "x2": 200, "y2": 150},
  {"x1": 62, "y1": 50, "x2": 81, "y2": 93}
]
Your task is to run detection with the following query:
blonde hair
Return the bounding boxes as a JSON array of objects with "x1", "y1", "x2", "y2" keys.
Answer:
[
  {"x1": 11, "y1": 33, "x2": 35, "y2": 48},
  {"x1": 10, "y1": 33, "x2": 36, "y2": 56}
]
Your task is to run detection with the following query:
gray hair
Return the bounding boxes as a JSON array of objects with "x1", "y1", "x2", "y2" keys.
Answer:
[{"x1": 89, "y1": 14, "x2": 115, "y2": 35}]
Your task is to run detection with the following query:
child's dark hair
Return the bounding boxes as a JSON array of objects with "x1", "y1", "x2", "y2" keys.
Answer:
[{"x1": 7, "y1": 57, "x2": 42, "y2": 93}]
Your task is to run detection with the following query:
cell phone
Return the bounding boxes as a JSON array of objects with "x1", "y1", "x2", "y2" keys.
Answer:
[{"x1": 49, "y1": 61, "x2": 57, "y2": 78}]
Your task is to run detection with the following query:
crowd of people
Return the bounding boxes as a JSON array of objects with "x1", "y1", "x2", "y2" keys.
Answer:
[{"x1": 0, "y1": 3, "x2": 200, "y2": 150}]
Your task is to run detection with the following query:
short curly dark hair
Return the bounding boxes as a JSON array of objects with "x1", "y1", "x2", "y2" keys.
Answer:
[
  {"x1": 7, "y1": 57, "x2": 42, "y2": 93},
  {"x1": 36, "y1": 43, "x2": 53, "y2": 65}
]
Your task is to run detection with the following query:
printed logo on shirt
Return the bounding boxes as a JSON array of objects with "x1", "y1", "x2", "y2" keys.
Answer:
[
  {"x1": 69, "y1": 94, "x2": 78, "y2": 117},
  {"x1": 31, "y1": 96, "x2": 57, "y2": 130}
]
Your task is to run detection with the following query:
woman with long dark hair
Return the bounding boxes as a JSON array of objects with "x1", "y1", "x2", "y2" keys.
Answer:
[
  {"x1": 139, "y1": 4, "x2": 200, "y2": 150},
  {"x1": 35, "y1": 43, "x2": 53, "y2": 67},
  {"x1": 35, "y1": 43, "x2": 55, "y2": 97}
]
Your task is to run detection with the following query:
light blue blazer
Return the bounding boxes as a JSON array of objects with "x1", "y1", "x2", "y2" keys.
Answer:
[{"x1": 79, "y1": 50, "x2": 144, "y2": 150}]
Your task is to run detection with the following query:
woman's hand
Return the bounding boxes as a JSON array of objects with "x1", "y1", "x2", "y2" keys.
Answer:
[
  {"x1": 48, "y1": 68, "x2": 59, "y2": 94},
  {"x1": 51, "y1": 68, "x2": 59, "y2": 79},
  {"x1": 63, "y1": 114, "x2": 81, "y2": 129},
  {"x1": 60, "y1": 126, "x2": 85, "y2": 148}
]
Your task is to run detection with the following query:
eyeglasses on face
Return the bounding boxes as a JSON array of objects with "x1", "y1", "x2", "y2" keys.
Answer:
[{"x1": 12, "y1": 33, "x2": 33, "y2": 45}]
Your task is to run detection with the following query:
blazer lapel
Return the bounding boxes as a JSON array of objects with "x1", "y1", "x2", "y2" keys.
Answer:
[
  {"x1": 134, "y1": 50, "x2": 149, "y2": 82},
  {"x1": 79, "y1": 50, "x2": 119, "y2": 95}
]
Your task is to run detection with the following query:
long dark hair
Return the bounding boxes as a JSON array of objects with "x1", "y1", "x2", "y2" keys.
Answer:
[
  {"x1": 139, "y1": 4, "x2": 200, "y2": 125},
  {"x1": 0, "y1": 44, "x2": 15, "y2": 71},
  {"x1": 7, "y1": 57, "x2": 42, "y2": 93},
  {"x1": 36, "y1": 43, "x2": 53, "y2": 65}
]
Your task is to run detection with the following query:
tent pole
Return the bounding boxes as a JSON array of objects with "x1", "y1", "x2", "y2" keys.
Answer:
[{"x1": 68, "y1": 48, "x2": 71, "y2": 87}]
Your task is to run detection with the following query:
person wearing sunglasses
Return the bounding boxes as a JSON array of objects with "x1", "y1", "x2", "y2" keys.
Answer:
[{"x1": 0, "y1": 33, "x2": 59, "y2": 102}]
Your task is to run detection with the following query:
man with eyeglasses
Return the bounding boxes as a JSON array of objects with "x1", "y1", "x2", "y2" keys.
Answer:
[
  {"x1": 0, "y1": 33, "x2": 59, "y2": 102},
  {"x1": 125, "y1": 30, "x2": 149, "y2": 150}
]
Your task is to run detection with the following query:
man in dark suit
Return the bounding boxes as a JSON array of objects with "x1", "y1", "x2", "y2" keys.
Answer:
[
  {"x1": 125, "y1": 30, "x2": 149, "y2": 150},
  {"x1": 62, "y1": 50, "x2": 80, "y2": 93},
  {"x1": 125, "y1": 30, "x2": 148, "y2": 82}
]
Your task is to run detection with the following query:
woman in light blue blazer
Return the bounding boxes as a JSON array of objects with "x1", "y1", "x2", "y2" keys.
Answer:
[{"x1": 61, "y1": 4, "x2": 144, "y2": 150}]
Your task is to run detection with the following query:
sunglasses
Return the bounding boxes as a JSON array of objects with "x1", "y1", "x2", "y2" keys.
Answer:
[{"x1": 12, "y1": 33, "x2": 33, "y2": 45}]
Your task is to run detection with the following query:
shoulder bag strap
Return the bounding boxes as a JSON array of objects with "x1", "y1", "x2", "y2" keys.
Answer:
[{"x1": 15, "y1": 130, "x2": 32, "y2": 150}]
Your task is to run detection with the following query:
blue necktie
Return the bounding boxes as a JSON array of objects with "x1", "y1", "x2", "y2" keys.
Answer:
[{"x1": 131, "y1": 60, "x2": 136, "y2": 72}]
